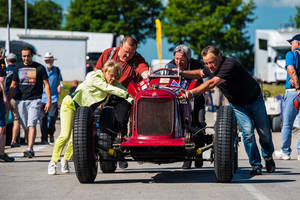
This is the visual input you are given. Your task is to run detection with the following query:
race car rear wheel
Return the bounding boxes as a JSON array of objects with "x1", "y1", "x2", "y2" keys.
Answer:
[
  {"x1": 73, "y1": 106, "x2": 98, "y2": 183},
  {"x1": 98, "y1": 107, "x2": 117, "y2": 173},
  {"x1": 214, "y1": 106, "x2": 238, "y2": 183},
  {"x1": 99, "y1": 131, "x2": 117, "y2": 173}
]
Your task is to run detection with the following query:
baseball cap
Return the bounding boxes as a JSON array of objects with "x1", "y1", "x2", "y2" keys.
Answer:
[
  {"x1": 6, "y1": 53, "x2": 17, "y2": 62},
  {"x1": 287, "y1": 34, "x2": 300, "y2": 43}
]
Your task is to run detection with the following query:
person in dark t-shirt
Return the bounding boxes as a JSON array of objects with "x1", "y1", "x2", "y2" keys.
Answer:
[
  {"x1": 8, "y1": 46, "x2": 51, "y2": 158},
  {"x1": 180, "y1": 46, "x2": 275, "y2": 175}
]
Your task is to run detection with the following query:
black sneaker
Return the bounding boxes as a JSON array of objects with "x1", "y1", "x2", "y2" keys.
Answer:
[
  {"x1": 0, "y1": 153, "x2": 15, "y2": 162},
  {"x1": 250, "y1": 165, "x2": 262, "y2": 175},
  {"x1": 264, "y1": 157, "x2": 276, "y2": 173},
  {"x1": 182, "y1": 161, "x2": 192, "y2": 169},
  {"x1": 119, "y1": 161, "x2": 128, "y2": 169},
  {"x1": 49, "y1": 135, "x2": 54, "y2": 143},
  {"x1": 41, "y1": 139, "x2": 48, "y2": 145},
  {"x1": 23, "y1": 149, "x2": 35, "y2": 158},
  {"x1": 11, "y1": 142, "x2": 21, "y2": 148}
]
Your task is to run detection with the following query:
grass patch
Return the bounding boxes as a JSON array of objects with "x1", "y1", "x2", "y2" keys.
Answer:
[
  {"x1": 261, "y1": 83, "x2": 285, "y2": 97},
  {"x1": 58, "y1": 81, "x2": 73, "y2": 105}
]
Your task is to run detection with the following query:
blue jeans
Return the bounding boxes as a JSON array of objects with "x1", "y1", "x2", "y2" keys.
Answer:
[
  {"x1": 230, "y1": 94, "x2": 274, "y2": 167},
  {"x1": 281, "y1": 91, "x2": 300, "y2": 155}
]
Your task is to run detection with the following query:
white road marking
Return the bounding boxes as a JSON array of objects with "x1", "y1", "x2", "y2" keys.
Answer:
[{"x1": 241, "y1": 184, "x2": 272, "y2": 200}]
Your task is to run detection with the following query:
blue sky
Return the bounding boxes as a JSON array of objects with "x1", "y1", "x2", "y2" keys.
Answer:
[{"x1": 49, "y1": 0, "x2": 298, "y2": 63}]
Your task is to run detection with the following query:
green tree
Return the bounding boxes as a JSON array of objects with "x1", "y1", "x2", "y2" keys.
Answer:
[
  {"x1": 0, "y1": 0, "x2": 62, "y2": 30},
  {"x1": 161, "y1": 0, "x2": 256, "y2": 71},
  {"x1": 29, "y1": 0, "x2": 63, "y2": 29},
  {"x1": 293, "y1": 6, "x2": 300, "y2": 28},
  {"x1": 0, "y1": 0, "x2": 28, "y2": 28},
  {"x1": 64, "y1": 0, "x2": 163, "y2": 43}
]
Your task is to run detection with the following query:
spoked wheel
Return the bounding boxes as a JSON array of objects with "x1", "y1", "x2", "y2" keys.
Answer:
[
  {"x1": 73, "y1": 106, "x2": 98, "y2": 183},
  {"x1": 98, "y1": 107, "x2": 117, "y2": 173},
  {"x1": 214, "y1": 106, "x2": 238, "y2": 183}
]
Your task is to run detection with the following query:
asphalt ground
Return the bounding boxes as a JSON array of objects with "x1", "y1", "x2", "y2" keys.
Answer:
[{"x1": 1, "y1": 112, "x2": 300, "y2": 200}]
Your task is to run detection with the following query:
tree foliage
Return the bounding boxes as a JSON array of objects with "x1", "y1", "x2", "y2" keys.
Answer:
[
  {"x1": 0, "y1": 0, "x2": 63, "y2": 30},
  {"x1": 29, "y1": 0, "x2": 63, "y2": 29},
  {"x1": 293, "y1": 6, "x2": 300, "y2": 28},
  {"x1": 64, "y1": 0, "x2": 163, "y2": 43},
  {"x1": 0, "y1": 0, "x2": 28, "y2": 28},
  {"x1": 161, "y1": 0, "x2": 256, "y2": 71}
]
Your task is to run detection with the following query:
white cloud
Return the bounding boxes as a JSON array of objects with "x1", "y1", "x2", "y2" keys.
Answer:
[{"x1": 244, "y1": 0, "x2": 300, "y2": 7}]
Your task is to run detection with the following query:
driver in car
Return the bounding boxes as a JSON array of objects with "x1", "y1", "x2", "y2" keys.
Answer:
[{"x1": 160, "y1": 44, "x2": 206, "y2": 169}]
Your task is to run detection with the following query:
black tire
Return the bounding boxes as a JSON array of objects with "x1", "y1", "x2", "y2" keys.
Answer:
[
  {"x1": 214, "y1": 106, "x2": 238, "y2": 183},
  {"x1": 271, "y1": 116, "x2": 281, "y2": 132},
  {"x1": 73, "y1": 106, "x2": 98, "y2": 183},
  {"x1": 98, "y1": 107, "x2": 117, "y2": 173}
]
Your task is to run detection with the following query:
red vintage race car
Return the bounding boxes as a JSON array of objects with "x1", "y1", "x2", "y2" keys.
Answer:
[{"x1": 72, "y1": 64, "x2": 239, "y2": 183}]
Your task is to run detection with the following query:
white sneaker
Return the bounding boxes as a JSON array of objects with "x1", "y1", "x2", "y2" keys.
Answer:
[
  {"x1": 48, "y1": 160, "x2": 57, "y2": 175},
  {"x1": 274, "y1": 150, "x2": 291, "y2": 160},
  {"x1": 61, "y1": 157, "x2": 70, "y2": 173}
]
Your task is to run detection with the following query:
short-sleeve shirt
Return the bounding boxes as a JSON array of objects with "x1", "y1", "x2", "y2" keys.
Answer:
[
  {"x1": 0, "y1": 59, "x2": 6, "y2": 102},
  {"x1": 41, "y1": 66, "x2": 62, "y2": 103},
  {"x1": 284, "y1": 47, "x2": 300, "y2": 89},
  {"x1": 95, "y1": 47, "x2": 149, "y2": 88},
  {"x1": 203, "y1": 56, "x2": 261, "y2": 106},
  {"x1": 12, "y1": 61, "x2": 48, "y2": 100}
]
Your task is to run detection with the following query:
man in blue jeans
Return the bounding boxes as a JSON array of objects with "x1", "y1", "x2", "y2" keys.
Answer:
[
  {"x1": 40, "y1": 52, "x2": 62, "y2": 144},
  {"x1": 180, "y1": 46, "x2": 275, "y2": 175},
  {"x1": 275, "y1": 34, "x2": 300, "y2": 161}
]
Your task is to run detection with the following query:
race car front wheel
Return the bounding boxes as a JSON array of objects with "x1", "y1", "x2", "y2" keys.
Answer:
[
  {"x1": 73, "y1": 106, "x2": 98, "y2": 183},
  {"x1": 214, "y1": 106, "x2": 238, "y2": 183}
]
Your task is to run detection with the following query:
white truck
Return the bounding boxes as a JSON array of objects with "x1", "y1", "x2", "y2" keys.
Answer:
[
  {"x1": 255, "y1": 28, "x2": 300, "y2": 131},
  {"x1": 254, "y1": 28, "x2": 300, "y2": 83}
]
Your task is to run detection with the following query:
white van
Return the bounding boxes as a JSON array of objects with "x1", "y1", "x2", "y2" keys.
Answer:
[{"x1": 254, "y1": 28, "x2": 300, "y2": 83}]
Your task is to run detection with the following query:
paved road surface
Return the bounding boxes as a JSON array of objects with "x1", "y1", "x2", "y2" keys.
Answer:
[{"x1": 1, "y1": 112, "x2": 300, "y2": 200}]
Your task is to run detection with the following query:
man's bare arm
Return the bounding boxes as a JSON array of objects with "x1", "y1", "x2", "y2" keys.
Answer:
[
  {"x1": 8, "y1": 81, "x2": 17, "y2": 102},
  {"x1": 43, "y1": 79, "x2": 52, "y2": 113},
  {"x1": 287, "y1": 65, "x2": 300, "y2": 95},
  {"x1": 184, "y1": 76, "x2": 225, "y2": 99}
]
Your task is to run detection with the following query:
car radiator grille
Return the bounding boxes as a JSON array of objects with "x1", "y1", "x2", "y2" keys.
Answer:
[{"x1": 137, "y1": 98, "x2": 174, "y2": 135}]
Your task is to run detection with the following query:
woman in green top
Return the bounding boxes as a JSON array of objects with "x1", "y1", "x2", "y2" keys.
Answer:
[{"x1": 47, "y1": 60, "x2": 133, "y2": 175}]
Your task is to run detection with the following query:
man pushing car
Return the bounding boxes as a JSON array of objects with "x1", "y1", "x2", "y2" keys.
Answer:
[{"x1": 180, "y1": 45, "x2": 276, "y2": 175}]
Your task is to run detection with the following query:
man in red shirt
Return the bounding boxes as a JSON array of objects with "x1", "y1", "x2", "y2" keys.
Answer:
[
  {"x1": 96, "y1": 37, "x2": 149, "y2": 169},
  {"x1": 96, "y1": 36, "x2": 149, "y2": 88}
]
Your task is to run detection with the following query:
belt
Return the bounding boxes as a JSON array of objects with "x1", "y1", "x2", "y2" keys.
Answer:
[{"x1": 286, "y1": 88, "x2": 296, "y2": 92}]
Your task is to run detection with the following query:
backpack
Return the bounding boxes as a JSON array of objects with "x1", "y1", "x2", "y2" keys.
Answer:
[
  {"x1": 4, "y1": 66, "x2": 14, "y2": 95},
  {"x1": 54, "y1": 66, "x2": 62, "y2": 86}
]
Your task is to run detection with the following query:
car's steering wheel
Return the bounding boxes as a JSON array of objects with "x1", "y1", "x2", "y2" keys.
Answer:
[{"x1": 150, "y1": 67, "x2": 178, "y2": 75}]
